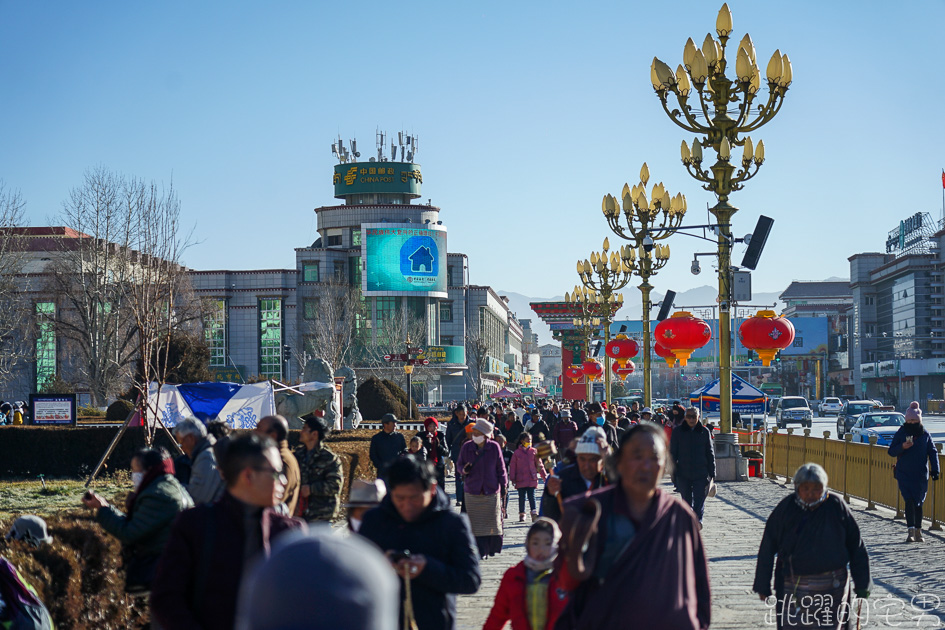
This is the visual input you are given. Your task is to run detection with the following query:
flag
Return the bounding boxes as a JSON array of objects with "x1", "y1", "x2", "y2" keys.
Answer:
[{"x1": 941, "y1": 169, "x2": 945, "y2": 189}]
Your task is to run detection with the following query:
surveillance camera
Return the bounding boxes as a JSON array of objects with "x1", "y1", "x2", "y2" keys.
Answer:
[
  {"x1": 642, "y1": 235, "x2": 654, "y2": 253},
  {"x1": 691, "y1": 260, "x2": 701, "y2": 275}
]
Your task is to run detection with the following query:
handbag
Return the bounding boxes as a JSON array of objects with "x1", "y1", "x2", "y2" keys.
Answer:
[{"x1": 707, "y1": 479, "x2": 717, "y2": 498}]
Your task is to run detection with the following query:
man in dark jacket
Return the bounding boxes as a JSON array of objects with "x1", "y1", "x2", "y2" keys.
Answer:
[
  {"x1": 359, "y1": 457, "x2": 481, "y2": 630},
  {"x1": 444, "y1": 405, "x2": 468, "y2": 450},
  {"x1": 570, "y1": 402, "x2": 588, "y2": 433},
  {"x1": 150, "y1": 433, "x2": 306, "y2": 630},
  {"x1": 669, "y1": 407, "x2": 716, "y2": 525},
  {"x1": 540, "y1": 427, "x2": 609, "y2": 523},
  {"x1": 370, "y1": 413, "x2": 408, "y2": 478},
  {"x1": 255, "y1": 414, "x2": 301, "y2": 516}
]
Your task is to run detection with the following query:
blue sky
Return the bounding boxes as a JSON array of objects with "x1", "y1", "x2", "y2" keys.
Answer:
[{"x1": 1, "y1": 1, "x2": 943, "y2": 300}]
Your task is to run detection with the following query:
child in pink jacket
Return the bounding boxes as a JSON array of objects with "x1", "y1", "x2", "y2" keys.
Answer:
[{"x1": 509, "y1": 433, "x2": 547, "y2": 522}]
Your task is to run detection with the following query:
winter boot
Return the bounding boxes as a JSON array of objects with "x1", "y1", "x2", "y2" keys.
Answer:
[
  {"x1": 915, "y1": 528, "x2": 925, "y2": 542},
  {"x1": 531, "y1": 511, "x2": 539, "y2": 522},
  {"x1": 519, "y1": 512, "x2": 526, "y2": 522},
  {"x1": 907, "y1": 527, "x2": 916, "y2": 542}
]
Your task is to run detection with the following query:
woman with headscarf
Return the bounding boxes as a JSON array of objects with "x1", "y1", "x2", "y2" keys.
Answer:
[
  {"x1": 889, "y1": 401, "x2": 940, "y2": 542},
  {"x1": 753, "y1": 463, "x2": 872, "y2": 629},
  {"x1": 456, "y1": 418, "x2": 508, "y2": 559},
  {"x1": 419, "y1": 416, "x2": 449, "y2": 490},
  {"x1": 555, "y1": 423, "x2": 710, "y2": 629},
  {"x1": 82, "y1": 447, "x2": 193, "y2": 594}
]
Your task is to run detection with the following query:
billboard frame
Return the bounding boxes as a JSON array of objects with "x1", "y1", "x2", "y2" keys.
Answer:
[{"x1": 361, "y1": 222, "x2": 448, "y2": 298}]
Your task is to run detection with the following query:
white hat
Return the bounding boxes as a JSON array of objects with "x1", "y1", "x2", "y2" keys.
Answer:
[
  {"x1": 344, "y1": 479, "x2": 386, "y2": 508},
  {"x1": 641, "y1": 407, "x2": 653, "y2": 415},
  {"x1": 575, "y1": 427, "x2": 606, "y2": 456},
  {"x1": 473, "y1": 418, "x2": 494, "y2": 437},
  {"x1": 6, "y1": 515, "x2": 53, "y2": 547}
]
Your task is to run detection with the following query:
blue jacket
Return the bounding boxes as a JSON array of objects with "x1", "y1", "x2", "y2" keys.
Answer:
[
  {"x1": 889, "y1": 425, "x2": 940, "y2": 503},
  {"x1": 359, "y1": 487, "x2": 481, "y2": 630}
]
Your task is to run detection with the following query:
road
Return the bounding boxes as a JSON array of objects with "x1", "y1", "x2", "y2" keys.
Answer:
[{"x1": 738, "y1": 413, "x2": 945, "y2": 443}]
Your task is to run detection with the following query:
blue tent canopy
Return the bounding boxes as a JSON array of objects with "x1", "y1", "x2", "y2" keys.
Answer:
[{"x1": 689, "y1": 373, "x2": 767, "y2": 413}]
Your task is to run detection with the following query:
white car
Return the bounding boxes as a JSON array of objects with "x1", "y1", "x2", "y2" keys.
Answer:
[
  {"x1": 850, "y1": 412, "x2": 905, "y2": 446},
  {"x1": 819, "y1": 397, "x2": 842, "y2": 416}
]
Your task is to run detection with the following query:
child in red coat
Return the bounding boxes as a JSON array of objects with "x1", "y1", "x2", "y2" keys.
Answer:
[{"x1": 482, "y1": 518, "x2": 569, "y2": 630}]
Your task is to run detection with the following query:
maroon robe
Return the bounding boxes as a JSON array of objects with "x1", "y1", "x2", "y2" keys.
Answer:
[{"x1": 555, "y1": 487, "x2": 710, "y2": 630}]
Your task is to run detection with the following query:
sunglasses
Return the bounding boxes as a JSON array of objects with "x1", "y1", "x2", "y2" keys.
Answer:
[{"x1": 252, "y1": 466, "x2": 287, "y2": 485}]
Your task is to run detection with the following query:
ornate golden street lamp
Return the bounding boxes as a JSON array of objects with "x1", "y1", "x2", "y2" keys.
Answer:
[
  {"x1": 601, "y1": 163, "x2": 685, "y2": 406},
  {"x1": 564, "y1": 286, "x2": 612, "y2": 402},
  {"x1": 650, "y1": 2, "x2": 791, "y2": 435},
  {"x1": 575, "y1": 238, "x2": 632, "y2": 405}
]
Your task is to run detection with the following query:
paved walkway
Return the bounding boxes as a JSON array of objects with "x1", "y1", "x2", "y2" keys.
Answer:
[{"x1": 450, "y1": 475, "x2": 945, "y2": 629}]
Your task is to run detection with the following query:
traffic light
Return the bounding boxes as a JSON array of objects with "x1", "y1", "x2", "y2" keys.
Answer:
[{"x1": 747, "y1": 350, "x2": 754, "y2": 365}]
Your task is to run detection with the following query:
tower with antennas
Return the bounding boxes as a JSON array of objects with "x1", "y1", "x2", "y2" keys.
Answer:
[{"x1": 331, "y1": 129, "x2": 422, "y2": 205}]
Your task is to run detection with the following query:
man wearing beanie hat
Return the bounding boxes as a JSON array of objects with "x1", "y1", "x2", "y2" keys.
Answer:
[
  {"x1": 890, "y1": 401, "x2": 940, "y2": 542},
  {"x1": 540, "y1": 427, "x2": 608, "y2": 523}
]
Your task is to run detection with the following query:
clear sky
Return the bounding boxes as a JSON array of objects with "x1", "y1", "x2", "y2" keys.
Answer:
[{"x1": 2, "y1": 1, "x2": 943, "y2": 301}]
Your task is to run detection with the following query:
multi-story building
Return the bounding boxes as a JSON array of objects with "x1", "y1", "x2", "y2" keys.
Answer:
[{"x1": 848, "y1": 211, "x2": 945, "y2": 404}]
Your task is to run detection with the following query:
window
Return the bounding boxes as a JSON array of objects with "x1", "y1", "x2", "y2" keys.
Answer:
[
  {"x1": 205, "y1": 300, "x2": 227, "y2": 368},
  {"x1": 259, "y1": 299, "x2": 283, "y2": 379},
  {"x1": 441, "y1": 335, "x2": 454, "y2": 346},
  {"x1": 302, "y1": 263, "x2": 319, "y2": 282},
  {"x1": 303, "y1": 298, "x2": 319, "y2": 320},
  {"x1": 865, "y1": 296, "x2": 874, "y2": 306},
  {"x1": 447, "y1": 265, "x2": 455, "y2": 287},
  {"x1": 35, "y1": 302, "x2": 56, "y2": 391},
  {"x1": 326, "y1": 235, "x2": 342, "y2": 247},
  {"x1": 439, "y1": 301, "x2": 453, "y2": 322},
  {"x1": 349, "y1": 256, "x2": 361, "y2": 287},
  {"x1": 333, "y1": 261, "x2": 345, "y2": 281},
  {"x1": 352, "y1": 228, "x2": 362, "y2": 247}
]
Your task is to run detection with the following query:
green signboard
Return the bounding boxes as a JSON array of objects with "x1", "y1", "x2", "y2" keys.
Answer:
[
  {"x1": 362, "y1": 223, "x2": 447, "y2": 297},
  {"x1": 420, "y1": 345, "x2": 465, "y2": 364},
  {"x1": 521, "y1": 387, "x2": 534, "y2": 394},
  {"x1": 333, "y1": 161, "x2": 422, "y2": 198}
]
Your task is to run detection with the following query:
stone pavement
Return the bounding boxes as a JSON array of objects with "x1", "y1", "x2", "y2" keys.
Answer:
[{"x1": 450, "y1": 475, "x2": 945, "y2": 629}]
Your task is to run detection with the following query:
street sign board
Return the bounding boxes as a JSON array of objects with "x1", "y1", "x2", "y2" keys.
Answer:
[
  {"x1": 408, "y1": 347, "x2": 423, "y2": 354},
  {"x1": 385, "y1": 353, "x2": 408, "y2": 362}
]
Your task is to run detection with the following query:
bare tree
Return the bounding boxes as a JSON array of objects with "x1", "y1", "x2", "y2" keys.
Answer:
[
  {"x1": 297, "y1": 280, "x2": 365, "y2": 375},
  {"x1": 0, "y1": 182, "x2": 32, "y2": 388},
  {"x1": 465, "y1": 330, "x2": 490, "y2": 401},
  {"x1": 357, "y1": 303, "x2": 429, "y2": 391}
]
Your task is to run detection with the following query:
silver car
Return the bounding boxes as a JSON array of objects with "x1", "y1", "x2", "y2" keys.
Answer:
[
  {"x1": 776, "y1": 396, "x2": 813, "y2": 429},
  {"x1": 819, "y1": 397, "x2": 842, "y2": 416}
]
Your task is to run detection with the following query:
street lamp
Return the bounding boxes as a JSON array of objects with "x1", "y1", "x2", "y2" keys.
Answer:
[
  {"x1": 601, "y1": 163, "x2": 684, "y2": 407},
  {"x1": 575, "y1": 237, "x2": 633, "y2": 406},
  {"x1": 564, "y1": 286, "x2": 607, "y2": 402},
  {"x1": 651, "y1": 2, "x2": 792, "y2": 435}
]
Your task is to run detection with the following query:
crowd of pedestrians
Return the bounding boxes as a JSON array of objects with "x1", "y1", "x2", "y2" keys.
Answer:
[{"x1": 21, "y1": 395, "x2": 945, "y2": 630}]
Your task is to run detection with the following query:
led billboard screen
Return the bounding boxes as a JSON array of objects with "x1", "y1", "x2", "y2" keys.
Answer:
[{"x1": 362, "y1": 223, "x2": 447, "y2": 297}]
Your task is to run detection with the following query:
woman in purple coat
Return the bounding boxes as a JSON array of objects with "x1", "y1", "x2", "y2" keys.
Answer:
[
  {"x1": 457, "y1": 418, "x2": 508, "y2": 559},
  {"x1": 889, "y1": 401, "x2": 941, "y2": 542}
]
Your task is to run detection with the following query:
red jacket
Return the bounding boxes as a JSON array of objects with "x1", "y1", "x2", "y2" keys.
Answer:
[{"x1": 482, "y1": 561, "x2": 569, "y2": 630}]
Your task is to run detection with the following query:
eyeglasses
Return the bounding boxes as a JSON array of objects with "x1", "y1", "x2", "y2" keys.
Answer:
[
  {"x1": 685, "y1": 415, "x2": 698, "y2": 420},
  {"x1": 252, "y1": 467, "x2": 287, "y2": 485}
]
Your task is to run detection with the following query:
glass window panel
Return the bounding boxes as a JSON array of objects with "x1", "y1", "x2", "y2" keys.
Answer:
[
  {"x1": 302, "y1": 263, "x2": 319, "y2": 282},
  {"x1": 259, "y1": 298, "x2": 283, "y2": 379},
  {"x1": 35, "y1": 302, "x2": 56, "y2": 391},
  {"x1": 205, "y1": 300, "x2": 227, "y2": 368}
]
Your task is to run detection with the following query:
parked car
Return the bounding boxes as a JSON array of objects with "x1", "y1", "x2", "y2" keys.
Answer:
[
  {"x1": 836, "y1": 400, "x2": 880, "y2": 437},
  {"x1": 819, "y1": 397, "x2": 843, "y2": 416},
  {"x1": 775, "y1": 396, "x2": 812, "y2": 429},
  {"x1": 850, "y1": 412, "x2": 905, "y2": 445}
]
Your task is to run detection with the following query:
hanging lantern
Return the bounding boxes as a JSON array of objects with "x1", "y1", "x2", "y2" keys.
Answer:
[
  {"x1": 605, "y1": 334, "x2": 640, "y2": 368},
  {"x1": 654, "y1": 341, "x2": 677, "y2": 367},
  {"x1": 582, "y1": 359, "x2": 604, "y2": 382},
  {"x1": 564, "y1": 365, "x2": 584, "y2": 384},
  {"x1": 612, "y1": 360, "x2": 636, "y2": 381},
  {"x1": 738, "y1": 310, "x2": 795, "y2": 366},
  {"x1": 654, "y1": 311, "x2": 712, "y2": 366}
]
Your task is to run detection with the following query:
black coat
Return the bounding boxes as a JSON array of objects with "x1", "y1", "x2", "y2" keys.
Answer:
[
  {"x1": 539, "y1": 463, "x2": 607, "y2": 523},
  {"x1": 503, "y1": 420, "x2": 525, "y2": 447},
  {"x1": 370, "y1": 430, "x2": 407, "y2": 474},
  {"x1": 359, "y1": 488, "x2": 482, "y2": 630},
  {"x1": 670, "y1": 422, "x2": 716, "y2": 481},
  {"x1": 445, "y1": 416, "x2": 467, "y2": 450},
  {"x1": 571, "y1": 409, "x2": 588, "y2": 431},
  {"x1": 528, "y1": 419, "x2": 551, "y2": 441}
]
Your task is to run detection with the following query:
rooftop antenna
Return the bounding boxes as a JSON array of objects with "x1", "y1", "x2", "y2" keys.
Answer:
[{"x1": 391, "y1": 141, "x2": 397, "y2": 161}]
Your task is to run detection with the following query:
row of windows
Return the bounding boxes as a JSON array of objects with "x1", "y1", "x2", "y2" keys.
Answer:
[{"x1": 301, "y1": 259, "x2": 362, "y2": 286}]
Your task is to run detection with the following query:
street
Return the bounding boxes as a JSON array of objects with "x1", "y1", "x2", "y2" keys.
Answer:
[{"x1": 747, "y1": 413, "x2": 945, "y2": 443}]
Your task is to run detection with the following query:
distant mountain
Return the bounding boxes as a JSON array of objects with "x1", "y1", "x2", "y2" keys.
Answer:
[{"x1": 498, "y1": 287, "x2": 785, "y2": 348}]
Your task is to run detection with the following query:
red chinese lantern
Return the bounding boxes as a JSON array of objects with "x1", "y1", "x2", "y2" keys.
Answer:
[
  {"x1": 612, "y1": 360, "x2": 635, "y2": 381},
  {"x1": 582, "y1": 360, "x2": 604, "y2": 382},
  {"x1": 738, "y1": 310, "x2": 795, "y2": 366},
  {"x1": 564, "y1": 365, "x2": 584, "y2": 384},
  {"x1": 605, "y1": 334, "x2": 639, "y2": 368},
  {"x1": 653, "y1": 341, "x2": 677, "y2": 367},
  {"x1": 654, "y1": 311, "x2": 712, "y2": 366}
]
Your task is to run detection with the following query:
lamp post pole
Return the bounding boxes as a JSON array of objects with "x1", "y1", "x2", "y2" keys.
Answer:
[
  {"x1": 651, "y1": 3, "x2": 792, "y2": 433},
  {"x1": 574, "y1": 238, "x2": 633, "y2": 406},
  {"x1": 566, "y1": 288, "x2": 608, "y2": 403},
  {"x1": 600, "y1": 163, "x2": 685, "y2": 408}
]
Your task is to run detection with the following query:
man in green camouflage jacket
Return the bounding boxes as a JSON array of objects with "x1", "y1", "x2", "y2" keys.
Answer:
[{"x1": 296, "y1": 416, "x2": 344, "y2": 522}]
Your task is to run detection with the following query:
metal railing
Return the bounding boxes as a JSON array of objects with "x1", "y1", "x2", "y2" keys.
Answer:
[{"x1": 765, "y1": 428, "x2": 944, "y2": 531}]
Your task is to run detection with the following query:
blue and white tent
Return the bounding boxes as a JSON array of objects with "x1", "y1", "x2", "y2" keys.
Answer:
[
  {"x1": 689, "y1": 374, "x2": 766, "y2": 414},
  {"x1": 147, "y1": 381, "x2": 277, "y2": 430}
]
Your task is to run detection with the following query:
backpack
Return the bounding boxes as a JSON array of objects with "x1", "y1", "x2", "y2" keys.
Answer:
[{"x1": 0, "y1": 556, "x2": 54, "y2": 630}]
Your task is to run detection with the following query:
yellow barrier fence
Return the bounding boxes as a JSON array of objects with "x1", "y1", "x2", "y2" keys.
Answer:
[{"x1": 765, "y1": 429, "x2": 945, "y2": 530}]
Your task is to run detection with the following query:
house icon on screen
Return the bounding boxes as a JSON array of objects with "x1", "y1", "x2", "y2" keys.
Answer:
[{"x1": 408, "y1": 246, "x2": 434, "y2": 273}]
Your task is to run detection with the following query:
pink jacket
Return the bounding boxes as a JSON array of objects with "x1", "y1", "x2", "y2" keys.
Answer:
[{"x1": 508, "y1": 446, "x2": 546, "y2": 489}]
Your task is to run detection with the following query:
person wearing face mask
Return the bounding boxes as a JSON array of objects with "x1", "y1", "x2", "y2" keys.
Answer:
[
  {"x1": 583, "y1": 402, "x2": 618, "y2": 452},
  {"x1": 753, "y1": 463, "x2": 872, "y2": 630},
  {"x1": 456, "y1": 418, "x2": 508, "y2": 559},
  {"x1": 889, "y1": 401, "x2": 940, "y2": 543},
  {"x1": 82, "y1": 447, "x2": 193, "y2": 595},
  {"x1": 482, "y1": 518, "x2": 568, "y2": 630}
]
